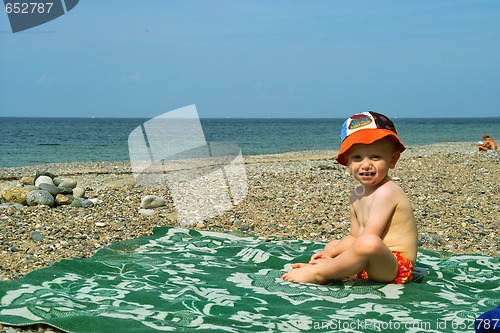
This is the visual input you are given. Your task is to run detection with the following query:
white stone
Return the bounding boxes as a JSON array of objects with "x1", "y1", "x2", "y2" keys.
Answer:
[
  {"x1": 35, "y1": 176, "x2": 54, "y2": 187},
  {"x1": 140, "y1": 195, "x2": 166, "y2": 209},
  {"x1": 139, "y1": 209, "x2": 155, "y2": 215}
]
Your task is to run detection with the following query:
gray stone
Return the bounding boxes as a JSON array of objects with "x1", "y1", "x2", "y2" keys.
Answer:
[
  {"x1": 70, "y1": 199, "x2": 82, "y2": 208},
  {"x1": 31, "y1": 231, "x2": 45, "y2": 242},
  {"x1": 139, "y1": 209, "x2": 155, "y2": 215},
  {"x1": 53, "y1": 178, "x2": 64, "y2": 186},
  {"x1": 26, "y1": 190, "x2": 55, "y2": 207},
  {"x1": 423, "y1": 234, "x2": 441, "y2": 246},
  {"x1": 34, "y1": 176, "x2": 54, "y2": 187},
  {"x1": 23, "y1": 185, "x2": 39, "y2": 191},
  {"x1": 38, "y1": 183, "x2": 61, "y2": 196},
  {"x1": 75, "y1": 197, "x2": 93, "y2": 208},
  {"x1": 58, "y1": 187, "x2": 74, "y2": 195},
  {"x1": 72, "y1": 187, "x2": 85, "y2": 198},
  {"x1": 0, "y1": 202, "x2": 24, "y2": 210},
  {"x1": 58, "y1": 179, "x2": 77, "y2": 189},
  {"x1": 35, "y1": 171, "x2": 55, "y2": 180},
  {"x1": 4, "y1": 327, "x2": 20, "y2": 333},
  {"x1": 233, "y1": 219, "x2": 243, "y2": 227},
  {"x1": 140, "y1": 195, "x2": 166, "y2": 209}
]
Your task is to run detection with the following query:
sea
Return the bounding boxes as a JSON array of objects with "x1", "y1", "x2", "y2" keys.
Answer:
[{"x1": 1, "y1": 117, "x2": 499, "y2": 168}]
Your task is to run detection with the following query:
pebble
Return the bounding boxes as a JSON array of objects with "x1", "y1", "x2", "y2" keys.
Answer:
[
  {"x1": 34, "y1": 176, "x2": 54, "y2": 187},
  {"x1": 74, "y1": 198, "x2": 93, "y2": 208},
  {"x1": 31, "y1": 231, "x2": 45, "y2": 242},
  {"x1": 55, "y1": 194, "x2": 72, "y2": 206},
  {"x1": 20, "y1": 176, "x2": 34, "y2": 185},
  {"x1": 38, "y1": 183, "x2": 61, "y2": 196},
  {"x1": 140, "y1": 195, "x2": 166, "y2": 209},
  {"x1": 58, "y1": 179, "x2": 77, "y2": 189},
  {"x1": 95, "y1": 222, "x2": 106, "y2": 228},
  {"x1": 23, "y1": 185, "x2": 38, "y2": 191},
  {"x1": 35, "y1": 171, "x2": 55, "y2": 180},
  {"x1": 0, "y1": 202, "x2": 24, "y2": 210},
  {"x1": 72, "y1": 187, "x2": 85, "y2": 198},
  {"x1": 1, "y1": 186, "x2": 30, "y2": 205},
  {"x1": 233, "y1": 219, "x2": 242, "y2": 227},
  {"x1": 139, "y1": 209, "x2": 155, "y2": 215},
  {"x1": 26, "y1": 190, "x2": 55, "y2": 207},
  {"x1": 70, "y1": 199, "x2": 82, "y2": 208},
  {"x1": 58, "y1": 187, "x2": 74, "y2": 195},
  {"x1": 423, "y1": 234, "x2": 441, "y2": 246}
]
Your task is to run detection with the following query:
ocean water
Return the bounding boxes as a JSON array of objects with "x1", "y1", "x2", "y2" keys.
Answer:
[{"x1": 0, "y1": 117, "x2": 499, "y2": 168}]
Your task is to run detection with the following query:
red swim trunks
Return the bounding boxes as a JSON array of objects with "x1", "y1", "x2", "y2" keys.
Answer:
[{"x1": 357, "y1": 251, "x2": 414, "y2": 284}]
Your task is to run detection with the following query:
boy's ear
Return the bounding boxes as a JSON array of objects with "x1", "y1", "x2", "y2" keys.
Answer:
[{"x1": 389, "y1": 151, "x2": 400, "y2": 169}]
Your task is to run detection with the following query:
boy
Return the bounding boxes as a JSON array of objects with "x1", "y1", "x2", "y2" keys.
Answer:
[{"x1": 282, "y1": 111, "x2": 417, "y2": 284}]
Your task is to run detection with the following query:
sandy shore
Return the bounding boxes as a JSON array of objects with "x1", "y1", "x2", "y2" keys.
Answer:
[{"x1": 0, "y1": 142, "x2": 499, "y2": 332}]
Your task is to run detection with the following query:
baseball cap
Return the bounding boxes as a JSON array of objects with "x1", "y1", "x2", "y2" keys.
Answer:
[{"x1": 335, "y1": 111, "x2": 405, "y2": 166}]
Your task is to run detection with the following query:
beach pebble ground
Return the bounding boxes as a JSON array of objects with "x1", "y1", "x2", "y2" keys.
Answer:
[{"x1": 0, "y1": 142, "x2": 498, "y2": 332}]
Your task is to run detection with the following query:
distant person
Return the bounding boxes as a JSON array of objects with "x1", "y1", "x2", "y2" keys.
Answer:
[{"x1": 478, "y1": 134, "x2": 498, "y2": 151}]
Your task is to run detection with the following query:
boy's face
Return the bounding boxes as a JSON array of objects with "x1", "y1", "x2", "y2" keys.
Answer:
[{"x1": 345, "y1": 137, "x2": 400, "y2": 187}]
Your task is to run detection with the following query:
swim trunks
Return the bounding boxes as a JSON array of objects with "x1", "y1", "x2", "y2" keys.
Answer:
[{"x1": 357, "y1": 251, "x2": 414, "y2": 284}]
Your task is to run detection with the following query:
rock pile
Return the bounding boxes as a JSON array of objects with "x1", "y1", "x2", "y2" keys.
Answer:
[{"x1": 0, "y1": 171, "x2": 93, "y2": 208}]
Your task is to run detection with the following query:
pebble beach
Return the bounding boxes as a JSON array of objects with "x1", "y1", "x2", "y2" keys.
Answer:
[{"x1": 0, "y1": 142, "x2": 499, "y2": 332}]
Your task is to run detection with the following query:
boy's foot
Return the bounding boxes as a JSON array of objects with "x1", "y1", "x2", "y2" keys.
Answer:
[{"x1": 282, "y1": 265, "x2": 326, "y2": 284}]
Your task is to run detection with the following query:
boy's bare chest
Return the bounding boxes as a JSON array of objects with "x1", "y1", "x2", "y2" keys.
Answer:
[{"x1": 352, "y1": 195, "x2": 375, "y2": 227}]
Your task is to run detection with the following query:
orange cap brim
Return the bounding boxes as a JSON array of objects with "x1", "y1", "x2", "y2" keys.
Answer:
[{"x1": 335, "y1": 129, "x2": 406, "y2": 166}]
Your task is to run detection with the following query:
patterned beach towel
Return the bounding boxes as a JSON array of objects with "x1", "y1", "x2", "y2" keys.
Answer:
[{"x1": 0, "y1": 226, "x2": 498, "y2": 333}]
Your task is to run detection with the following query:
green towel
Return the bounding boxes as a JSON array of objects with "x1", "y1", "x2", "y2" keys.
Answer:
[{"x1": 0, "y1": 227, "x2": 498, "y2": 332}]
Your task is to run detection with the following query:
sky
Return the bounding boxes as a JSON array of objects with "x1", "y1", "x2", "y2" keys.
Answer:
[{"x1": 1, "y1": 0, "x2": 499, "y2": 119}]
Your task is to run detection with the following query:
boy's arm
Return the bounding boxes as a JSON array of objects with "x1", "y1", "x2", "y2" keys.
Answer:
[{"x1": 359, "y1": 186, "x2": 397, "y2": 237}]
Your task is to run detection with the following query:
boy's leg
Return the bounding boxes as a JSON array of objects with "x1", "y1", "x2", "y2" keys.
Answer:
[
  {"x1": 283, "y1": 234, "x2": 398, "y2": 284},
  {"x1": 351, "y1": 234, "x2": 399, "y2": 282},
  {"x1": 316, "y1": 234, "x2": 398, "y2": 282},
  {"x1": 324, "y1": 239, "x2": 341, "y2": 252}
]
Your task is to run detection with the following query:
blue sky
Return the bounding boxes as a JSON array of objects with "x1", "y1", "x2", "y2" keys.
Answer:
[{"x1": 1, "y1": 0, "x2": 499, "y2": 118}]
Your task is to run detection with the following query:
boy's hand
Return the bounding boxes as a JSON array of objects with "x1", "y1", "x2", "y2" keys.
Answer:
[{"x1": 309, "y1": 251, "x2": 333, "y2": 264}]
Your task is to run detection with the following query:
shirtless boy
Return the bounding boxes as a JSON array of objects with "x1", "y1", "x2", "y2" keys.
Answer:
[
  {"x1": 282, "y1": 111, "x2": 417, "y2": 284},
  {"x1": 478, "y1": 134, "x2": 498, "y2": 151}
]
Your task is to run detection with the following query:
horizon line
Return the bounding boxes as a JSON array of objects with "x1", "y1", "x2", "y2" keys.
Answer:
[{"x1": 1, "y1": 115, "x2": 499, "y2": 120}]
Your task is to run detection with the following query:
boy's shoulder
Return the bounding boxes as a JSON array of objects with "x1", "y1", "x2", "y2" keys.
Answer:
[
  {"x1": 350, "y1": 179, "x2": 405, "y2": 203},
  {"x1": 375, "y1": 179, "x2": 406, "y2": 197}
]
